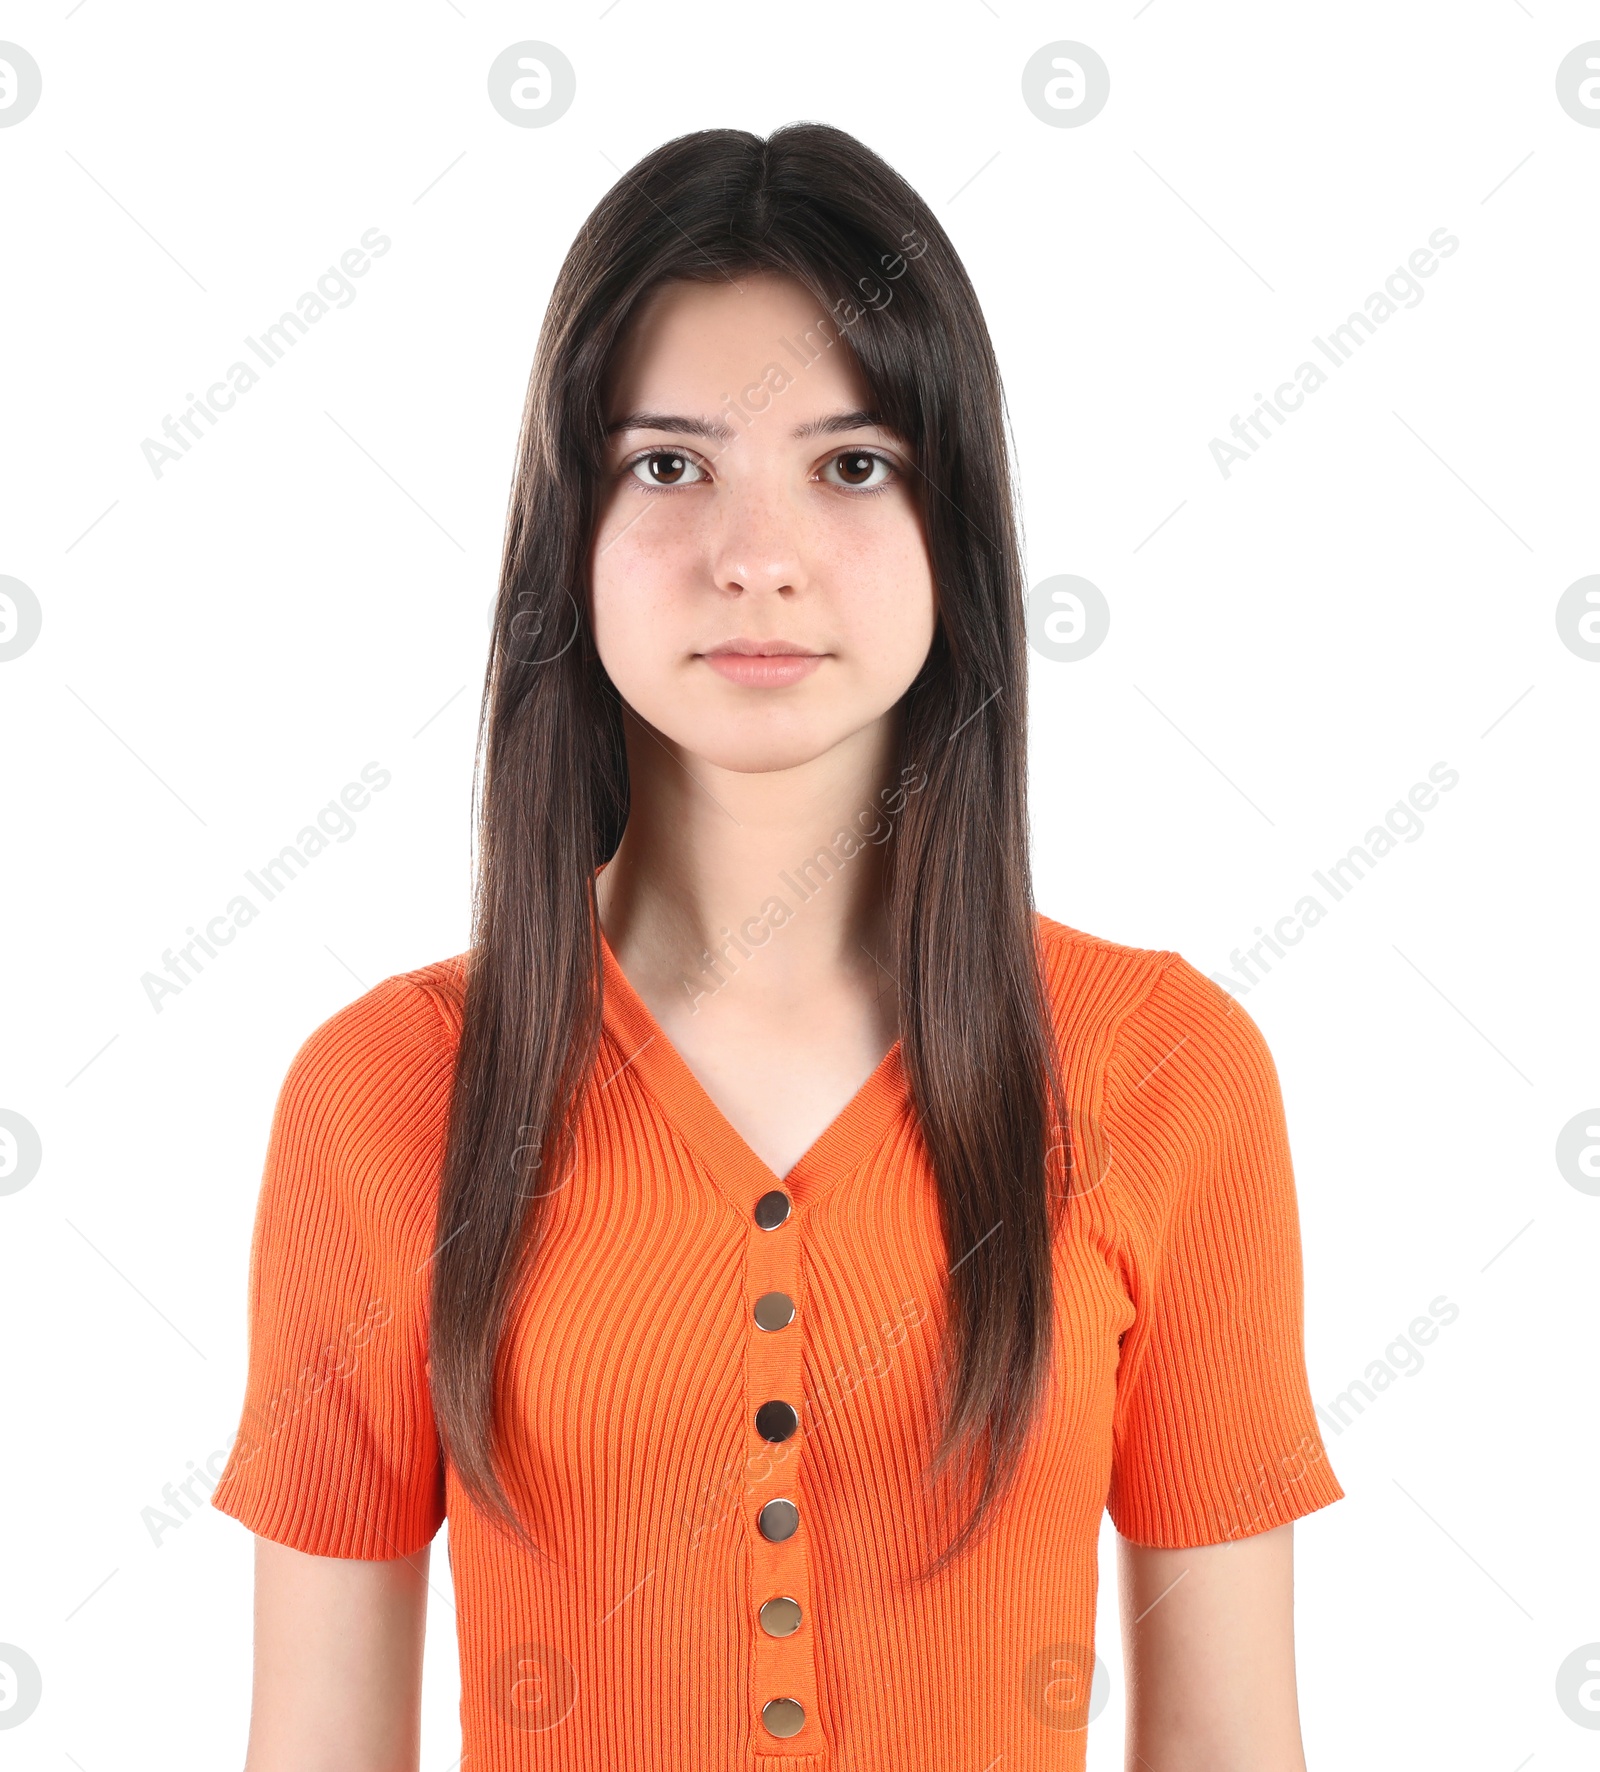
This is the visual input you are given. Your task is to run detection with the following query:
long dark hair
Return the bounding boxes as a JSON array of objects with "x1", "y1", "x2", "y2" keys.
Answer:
[{"x1": 431, "y1": 122, "x2": 1071, "y2": 1582}]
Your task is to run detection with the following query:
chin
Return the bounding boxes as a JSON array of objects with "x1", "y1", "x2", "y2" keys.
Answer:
[
  {"x1": 681, "y1": 730, "x2": 840, "y2": 776},
  {"x1": 648, "y1": 704, "x2": 861, "y2": 776}
]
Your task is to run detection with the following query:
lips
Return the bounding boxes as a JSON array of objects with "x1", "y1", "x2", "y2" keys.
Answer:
[
  {"x1": 698, "y1": 640, "x2": 826, "y2": 686},
  {"x1": 701, "y1": 639, "x2": 822, "y2": 658}
]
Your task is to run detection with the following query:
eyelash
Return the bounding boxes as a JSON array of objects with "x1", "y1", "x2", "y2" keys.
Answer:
[{"x1": 618, "y1": 446, "x2": 901, "y2": 498}]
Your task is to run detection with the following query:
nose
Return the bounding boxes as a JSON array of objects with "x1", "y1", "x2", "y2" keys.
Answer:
[{"x1": 708, "y1": 477, "x2": 806, "y2": 600}]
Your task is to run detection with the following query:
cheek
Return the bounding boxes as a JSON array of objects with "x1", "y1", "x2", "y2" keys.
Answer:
[
  {"x1": 590, "y1": 506, "x2": 697, "y2": 686},
  {"x1": 821, "y1": 510, "x2": 937, "y2": 672}
]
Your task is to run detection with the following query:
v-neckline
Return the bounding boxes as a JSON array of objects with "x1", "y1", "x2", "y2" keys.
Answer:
[{"x1": 594, "y1": 906, "x2": 912, "y2": 1215}]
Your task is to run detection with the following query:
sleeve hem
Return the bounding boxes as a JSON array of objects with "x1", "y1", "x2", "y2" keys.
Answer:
[
  {"x1": 209, "y1": 1480, "x2": 442, "y2": 1562},
  {"x1": 1109, "y1": 1460, "x2": 1345, "y2": 1550}
]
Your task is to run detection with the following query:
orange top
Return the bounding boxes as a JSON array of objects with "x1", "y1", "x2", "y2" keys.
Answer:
[{"x1": 210, "y1": 912, "x2": 1343, "y2": 1771}]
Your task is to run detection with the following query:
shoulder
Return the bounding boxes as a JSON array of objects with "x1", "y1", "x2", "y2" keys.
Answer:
[
  {"x1": 1033, "y1": 912, "x2": 1279, "y2": 1138},
  {"x1": 1032, "y1": 910, "x2": 1174, "y2": 1048},
  {"x1": 1035, "y1": 909, "x2": 1173, "y2": 977},
  {"x1": 270, "y1": 953, "x2": 469, "y2": 1178},
  {"x1": 1036, "y1": 921, "x2": 1298, "y2": 1267}
]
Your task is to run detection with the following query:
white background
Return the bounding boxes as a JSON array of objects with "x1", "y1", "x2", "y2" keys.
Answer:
[{"x1": 2, "y1": 2, "x2": 1597, "y2": 1766}]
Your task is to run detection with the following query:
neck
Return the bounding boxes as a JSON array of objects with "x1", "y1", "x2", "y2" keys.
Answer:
[{"x1": 595, "y1": 701, "x2": 904, "y2": 1016}]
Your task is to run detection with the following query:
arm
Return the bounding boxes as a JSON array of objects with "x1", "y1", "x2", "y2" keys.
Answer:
[
  {"x1": 1101, "y1": 960, "x2": 1342, "y2": 1766},
  {"x1": 1118, "y1": 1522, "x2": 1305, "y2": 1772},
  {"x1": 207, "y1": 983, "x2": 453, "y2": 1762},
  {"x1": 245, "y1": 1536, "x2": 431, "y2": 1772}
]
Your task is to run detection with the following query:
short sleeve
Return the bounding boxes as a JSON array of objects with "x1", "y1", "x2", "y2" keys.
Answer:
[
  {"x1": 209, "y1": 976, "x2": 453, "y2": 1559},
  {"x1": 1104, "y1": 956, "x2": 1344, "y2": 1547}
]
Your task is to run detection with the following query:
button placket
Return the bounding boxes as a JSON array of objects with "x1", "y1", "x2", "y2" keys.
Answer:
[
  {"x1": 594, "y1": 920, "x2": 910, "y2": 1761},
  {"x1": 747, "y1": 1186, "x2": 820, "y2": 1752}
]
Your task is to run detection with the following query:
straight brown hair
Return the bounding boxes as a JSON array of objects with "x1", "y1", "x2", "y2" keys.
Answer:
[{"x1": 430, "y1": 122, "x2": 1071, "y2": 1583}]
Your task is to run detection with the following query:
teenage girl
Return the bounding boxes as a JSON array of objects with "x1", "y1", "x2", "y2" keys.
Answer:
[{"x1": 214, "y1": 123, "x2": 1342, "y2": 1772}]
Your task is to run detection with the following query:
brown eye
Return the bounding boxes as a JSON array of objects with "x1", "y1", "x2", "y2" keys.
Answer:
[
  {"x1": 628, "y1": 450, "x2": 706, "y2": 488},
  {"x1": 822, "y1": 449, "x2": 893, "y2": 492}
]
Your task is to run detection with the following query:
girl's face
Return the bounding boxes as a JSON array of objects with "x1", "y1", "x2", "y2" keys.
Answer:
[{"x1": 590, "y1": 271, "x2": 937, "y2": 775}]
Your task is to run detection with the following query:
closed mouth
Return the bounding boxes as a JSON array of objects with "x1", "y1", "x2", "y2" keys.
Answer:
[{"x1": 700, "y1": 640, "x2": 825, "y2": 658}]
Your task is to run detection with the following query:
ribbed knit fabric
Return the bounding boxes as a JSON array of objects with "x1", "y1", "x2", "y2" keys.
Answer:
[{"x1": 210, "y1": 912, "x2": 1343, "y2": 1770}]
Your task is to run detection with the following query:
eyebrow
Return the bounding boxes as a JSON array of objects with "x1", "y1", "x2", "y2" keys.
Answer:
[{"x1": 604, "y1": 408, "x2": 891, "y2": 445}]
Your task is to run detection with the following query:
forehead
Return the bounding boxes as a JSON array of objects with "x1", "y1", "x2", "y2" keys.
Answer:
[{"x1": 603, "y1": 271, "x2": 874, "y2": 422}]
